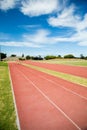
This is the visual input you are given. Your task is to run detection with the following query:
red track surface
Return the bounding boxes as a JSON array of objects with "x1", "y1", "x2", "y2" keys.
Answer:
[
  {"x1": 23, "y1": 60, "x2": 87, "y2": 78},
  {"x1": 9, "y1": 62, "x2": 87, "y2": 130}
]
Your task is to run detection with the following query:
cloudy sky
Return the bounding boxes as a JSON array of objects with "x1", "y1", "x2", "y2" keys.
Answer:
[{"x1": 0, "y1": 0, "x2": 87, "y2": 56}]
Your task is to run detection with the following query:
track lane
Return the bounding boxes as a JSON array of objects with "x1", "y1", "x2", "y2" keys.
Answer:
[
  {"x1": 9, "y1": 63, "x2": 87, "y2": 130},
  {"x1": 16, "y1": 63, "x2": 87, "y2": 129},
  {"x1": 18, "y1": 62, "x2": 87, "y2": 100},
  {"x1": 9, "y1": 63, "x2": 79, "y2": 130},
  {"x1": 23, "y1": 60, "x2": 87, "y2": 78}
]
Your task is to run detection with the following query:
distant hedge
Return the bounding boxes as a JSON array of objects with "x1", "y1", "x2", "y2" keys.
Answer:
[
  {"x1": 26, "y1": 55, "x2": 43, "y2": 60},
  {"x1": 44, "y1": 55, "x2": 57, "y2": 60},
  {"x1": 64, "y1": 54, "x2": 75, "y2": 58},
  {"x1": 19, "y1": 58, "x2": 25, "y2": 60}
]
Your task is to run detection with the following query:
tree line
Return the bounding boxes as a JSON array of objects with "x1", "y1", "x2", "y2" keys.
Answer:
[
  {"x1": 44, "y1": 54, "x2": 87, "y2": 60},
  {"x1": 25, "y1": 54, "x2": 87, "y2": 60},
  {"x1": 0, "y1": 52, "x2": 87, "y2": 61}
]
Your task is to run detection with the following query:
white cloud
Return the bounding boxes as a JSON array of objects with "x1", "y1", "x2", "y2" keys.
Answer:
[
  {"x1": 76, "y1": 14, "x2": 87, "y2": 31},
  {"x1": 23, "y1": 28, "x2": 84, "y2": 46},
  {"x1": 0, "y1": 0, "x2": 87, "y2": 48},
  {"x1": 0, "y1": 0, "x2": 18, "y2": 11},
  {"x1": 1, "y1": 27, "x2": 87, "y2": 48},
  {"x1": 78, "y1": 41, "x2": 87, "y2": 46},
  {"x1": 71, "y1": 30, "x2": 87, "y2": 42},
  {"x1": 48, "y1": 4, "x2": 87, "y2": 32},
  {"x1": 0, "y1": 0, "x2": 61, "y2": 14},
  {"x1": 48, "y1": 5, "x2": 80, "y2": 28},
  {"x1": 0, "y1": 29, "x2": 61, "y2": 47},
  {"x1": 23, "y1": 29, "x2": 51, "y2": 44},
  {"x1": 0, "y1": 29, "x2": 51, "y2": 47},
  {"x1": 51, "y1": 29, "x2": 87, "y2": 46},
  {"x1": 47, "y1": 3, "x2": 87, "y2": 46},
  {"x1": 21, "y1": 0, "x2": 59, "y2": 16},
  {"x1": 0, "y1": 41, "x2": 41, "y2": 47}
]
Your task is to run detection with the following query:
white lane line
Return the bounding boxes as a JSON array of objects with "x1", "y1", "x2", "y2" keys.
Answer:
[
  {"x1": 8, "y1": 64, "x2": 21, "y2": 130},
  {"x1": 18, "y1": 63, "x2": 87, "y2": 101},
  {"x1": 40, "y1": 75, "x2": 87, "y2": 101},
  {"x1": 17, "y1": 67, "x2": 81, "y2": 130}
]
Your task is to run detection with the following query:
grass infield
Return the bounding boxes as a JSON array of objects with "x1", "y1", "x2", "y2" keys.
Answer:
[
  {"x1": 38, "y1": 59, "x2": 87, "y2": 67},
  {"x1": 0, "y1": 62, "x2": 18, "y2": 130}
]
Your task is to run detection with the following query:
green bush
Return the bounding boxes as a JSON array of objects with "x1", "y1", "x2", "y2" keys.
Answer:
[
  {"x1": 64, "y1": 54, "x2": 75, "y2": 59},
  {"x1": 44, "y1": 55, "x2": 57, "y2": 60},
  {"x1": 26, "y1": 55, "x2": 31, "y2": 60},
  {"x1": 19, "y1": 58, "x2": 25, "y2": 60}
]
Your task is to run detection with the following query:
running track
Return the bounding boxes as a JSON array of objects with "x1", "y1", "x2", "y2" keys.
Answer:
[
  {"x1": 23, "y1": 60, "x2": 87, "y2": 78},
  {"x1": 9, "y1": 62, "x2": 87, "y2": 130}
]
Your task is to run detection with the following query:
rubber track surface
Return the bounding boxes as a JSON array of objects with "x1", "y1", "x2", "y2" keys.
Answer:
[
  {"x1": 23, "y1": 60, "x2": 87, "y2": 78},
  {"x1": 9, "y1": 63, "x2": 87, "y2": 130}
]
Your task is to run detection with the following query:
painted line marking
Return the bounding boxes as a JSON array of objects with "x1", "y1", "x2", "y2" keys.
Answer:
[
  {"x1": 40, "y1": 75, "x2": 87, "y2": 101},
  {"x1": 16, "y1": 67, "x2": 81, "y2": 130},
  {"x1": 19, "y1": 63, "x2": 87, "y2": 100},
  {"x1": 18, "y1": 63, "x2": 87, "y2": 101},
  {"x1": 22, "y1": 62, "x2": 87, "y2": 88},
  {"x1": 8, "y1": 64, "x2": 21, "y2": 130}
]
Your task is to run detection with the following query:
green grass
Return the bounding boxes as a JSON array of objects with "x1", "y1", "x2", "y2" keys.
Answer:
[
  {"x1": 0, "y1": 61, "x2": 8, "y2": 66},
  {"x1": 38, "y1": 59, "x2": 87, "y2": 67},
  {"x1": 0, "y1": 62, "x2": 18, "y2": 130},
  {"x1": 22, "y1": 63, "x2": 87, "y2": 87}
]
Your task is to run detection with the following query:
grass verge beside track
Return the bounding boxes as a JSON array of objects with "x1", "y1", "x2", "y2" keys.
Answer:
[
  {"x1": 0, "y1": 62, "x2": 18, "y2": 130},
  {"x1": 21, "y1": 63, "x2": 87, "y2": 87},
  {"x1": 38, "y1": 59, "x2": 87, "y2": 67}
]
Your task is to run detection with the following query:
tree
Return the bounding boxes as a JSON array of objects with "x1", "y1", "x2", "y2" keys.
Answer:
[
  {"x1": 85, "y1": 56, "x2": 87, "y2": 60},
  {"x1": 26, "y1": 55, "x2": 31, "y2": 60},
  {"x1": 38, "y1": 55, "x2": 43, "y2": 60},
  {"x1": 44, "y1": 55, "x2": 57, "y2": 60},
  {"x1": 0, "y1": 53, "x2": 7, "y2": 60},
  {"x1": 22, "y1": 54, "x2": 24, "y2": 57},
  {"x1": 64, "y1": 54, "x2": 75, "y2": 59},
  {"x1": 32, "y1": 56, "x2": 43, "y2": 60},
  {"x1": 58, "y1": 55, "x2": 62, "y2": 58},
  {"x1": 80, "y1": 54, "x2": 85, "y2": 59},
  {"x1": 11, "y1": 54, "x2": 16, "y2": 57}
]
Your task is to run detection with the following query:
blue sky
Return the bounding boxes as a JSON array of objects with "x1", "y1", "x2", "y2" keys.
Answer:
[{"x1": 0, "y1": 0, "x2": 87, "y2": 57}]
